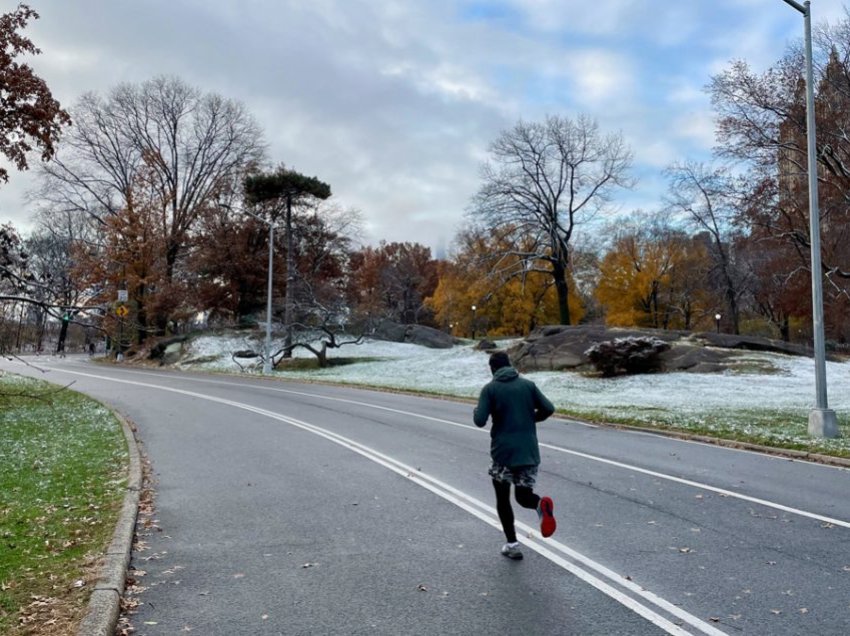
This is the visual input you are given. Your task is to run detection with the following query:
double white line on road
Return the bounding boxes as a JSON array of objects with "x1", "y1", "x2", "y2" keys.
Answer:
[
  {"x1": 257, "y1": 384, "x2": 850, "y2": 530},
  {"x1": 49, "y1": 367, "x2": 725, "y2": 636}
]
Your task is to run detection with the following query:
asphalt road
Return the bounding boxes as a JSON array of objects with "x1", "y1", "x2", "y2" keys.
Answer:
[{"x1": 3, "y1": 355, "x2": 850, "y2": 635}]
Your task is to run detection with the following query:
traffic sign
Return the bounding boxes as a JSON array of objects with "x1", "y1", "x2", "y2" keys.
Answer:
[
  {"x1": 116, "y1": 305, "x2": 129, "y2": 318},
  {"x1": 117, "y1": 289, "x2": 128, "y2": 302}
]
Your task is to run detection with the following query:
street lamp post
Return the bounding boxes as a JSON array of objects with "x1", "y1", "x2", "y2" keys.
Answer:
[
  {"x1": 245, "y1": 209, "x2": 276, "y2": 374},
  {"x1": 471, "y1": 305, "x2": 477, "y2": 340},
  {"x1": 715, "y1": 313, "x2": 721, "y2": 334},
  {"x1": 781, "y1": 0, "x2": 838, "y2": 437}
]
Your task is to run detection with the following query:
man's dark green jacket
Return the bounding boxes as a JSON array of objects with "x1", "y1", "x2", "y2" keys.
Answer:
[{"x1": 473, "y1": 366, "x2": 555, "y2": 467}]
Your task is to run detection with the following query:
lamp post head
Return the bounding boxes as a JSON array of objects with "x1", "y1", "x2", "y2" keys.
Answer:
[
  {"x1": 715, "y1": 313, "x2": 722, "y2": 321},
  {"x1": 471, "y1": 305, "x2": 477, "y2": 312}
]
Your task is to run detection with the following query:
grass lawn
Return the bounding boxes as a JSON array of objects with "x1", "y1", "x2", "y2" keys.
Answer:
[
  {"x1": 0, "y1": 373, "x2": 128, "y2": 635},
  {"x1": 557, "y1": 405, "x2": 850, "y2": 458}
]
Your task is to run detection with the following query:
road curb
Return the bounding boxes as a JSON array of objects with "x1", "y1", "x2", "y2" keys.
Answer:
[{"x1": 77, "y1": 411, "x2": 141, "y2": 636}]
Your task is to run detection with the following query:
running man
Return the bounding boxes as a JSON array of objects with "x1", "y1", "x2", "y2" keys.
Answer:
[{"x1": 473, "y1": 351, "x2": 557, "y2": 560}]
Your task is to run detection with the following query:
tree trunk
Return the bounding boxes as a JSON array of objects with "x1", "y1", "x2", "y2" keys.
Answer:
[
  {"x1": 56, "y1": 318, "x2": 69, "y2": 354},
  {"x1": 725, "y1": 286, "x2": 740, "y2": 335},
  {"x1": 552, "y1": 261, "x2": 571, "y2": 325},
  {"x1": 137, "y1": 282, "x2": 148, "y2": 346}
]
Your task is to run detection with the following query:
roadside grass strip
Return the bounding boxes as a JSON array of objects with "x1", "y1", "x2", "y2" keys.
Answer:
[{"x1": 0, "y1": 374, "x2": 128, "y2": 635}]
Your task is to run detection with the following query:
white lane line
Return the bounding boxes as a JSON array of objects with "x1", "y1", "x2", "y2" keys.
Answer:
[
  {"x1": 45, "y1": 367, "x2": 719, "y2": 636},
  {"x1": 61, "y1": 364, "x2": 850, "y2": 530},
  {"x1": 536, "y1": 444, "x2": 850, "y2": 529},
  {"x1": 156, "y1": 376, "x2": 850, "y2": 529}
]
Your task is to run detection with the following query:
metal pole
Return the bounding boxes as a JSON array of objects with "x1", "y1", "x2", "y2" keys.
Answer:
[
  {"x1": 117, "y1": 318, "x2": 124, "y2": 362},
  {"x1": 284, "y1": 194, "x2": 294, "y2": 358},
  {"x1": 263, "y1": 222, "x2": 274, "y2": 374},
  {"x1": 784, "y1": 0, "x2": 837, "y2": 437}
]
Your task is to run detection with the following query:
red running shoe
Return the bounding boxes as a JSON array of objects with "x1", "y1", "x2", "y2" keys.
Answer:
[{"x1": 538, "y1": 496, "x2": 556, "y2": 538}]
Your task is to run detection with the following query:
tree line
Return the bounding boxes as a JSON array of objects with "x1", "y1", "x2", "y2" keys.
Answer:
[{"x1": 3, "y1": 3, "x2": 850, "y2": 358}]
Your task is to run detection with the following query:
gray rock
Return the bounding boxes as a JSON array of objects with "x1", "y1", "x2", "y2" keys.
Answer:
[
  {"x1": 660, "y1": 344, "x2": 728, "y2": 371},
  {"x1": 371, "y1": 319, "x2": 409, "y2": 343},
  {"x1": 149, "y1": 335, "x2": 189, "y2": 361},
  {"x1": 474, "y1": 339, "x2": 498, "y2": 351},
  {"x1": 159, "y1": 341, "x2": 183, "y2": 366},
  {"x1": 405, "y1": 324, "x2": 454, "y2": 349},
  {"x1": 370, "y1": 320, "x2": 454, "y2": 349},
  {"x1": 508, "y1": 324, "x2": 810, "y2": 374}
]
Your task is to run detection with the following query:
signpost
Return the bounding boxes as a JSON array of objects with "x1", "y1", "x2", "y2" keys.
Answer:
[{"x1": 116, "y1": 292, "x2": 128, "y2": 361}]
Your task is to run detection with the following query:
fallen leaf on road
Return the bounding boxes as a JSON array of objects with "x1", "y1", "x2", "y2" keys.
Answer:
[
  {"x1": 709, "y1": 617, "x2": 720, "y2": 622},
  {"x1": 301, "y1": 563, "x2": 316, "y2": 569},
  {"x1": 767, "y1": 561, "x2": 777, "y2": 566},
  {"x1": 821, "y1": 523, "x2": 835, "y2": 529},
  {"x1": 799, "y1": 608, "x2": 809, "y2": 614},
  {"x1": 770, "y1": 610, "x2": 782, "y2": 615},
  {"x1": 417, "y1": 584, "x2": 428, "y2": 592}
]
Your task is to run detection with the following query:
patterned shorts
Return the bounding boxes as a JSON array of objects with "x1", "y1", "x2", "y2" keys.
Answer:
[{"x1": 488, "y1": 463, "x2": 538, "y2": 488}]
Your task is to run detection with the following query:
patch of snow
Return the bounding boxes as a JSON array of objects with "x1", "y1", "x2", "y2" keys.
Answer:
[{"x1": 182, "y1": 334, "x2": 850, "y2": 416}]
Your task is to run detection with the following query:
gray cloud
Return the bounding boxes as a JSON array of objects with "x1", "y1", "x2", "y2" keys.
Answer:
[{"x1": 1, "y1": 0, "x2": 844, "y2": 252}]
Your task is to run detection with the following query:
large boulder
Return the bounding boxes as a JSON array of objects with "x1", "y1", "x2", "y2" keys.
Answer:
[
  {"x1": 508, "y1": 325, "x2": 813, "y2": 374},
  {"x1": 148, "y1": 335, "x2": 189, "y2": 364},
  {"x1": 507, "y1": 325, "x2": 658, "y2": 372},
  {"x1": 370, "y1": 319, "x2": 455, "y2": 349},
  {"x1": 371, "y1": 319, "x2": 408, "y2": 343}
]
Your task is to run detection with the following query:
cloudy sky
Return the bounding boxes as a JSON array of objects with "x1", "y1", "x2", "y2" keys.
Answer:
[{"x1": 1, "y1": 0, "x2": 848, "y2": 255}]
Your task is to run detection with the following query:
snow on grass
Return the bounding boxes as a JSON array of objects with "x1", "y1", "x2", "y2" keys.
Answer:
[{"x1": 179, "y1": 333, "x2": 849, "y2": 454}]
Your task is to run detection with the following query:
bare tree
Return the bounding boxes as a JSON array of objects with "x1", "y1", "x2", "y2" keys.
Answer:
[
  {"x1": 469, "y1": 114, "x2": 633, "y2": 325},
  {"x1": 664, "y1": 161, "x2": 750, "y2": 334},
  {"x1": 25, "y1": 208, "x2": 98, "y2": 353},
  {"x1": 38, "y1": 76, "x2": 266, "y2": 333}
]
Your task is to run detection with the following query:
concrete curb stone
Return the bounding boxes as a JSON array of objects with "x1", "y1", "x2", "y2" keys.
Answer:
[{"x1": 77, "y1": 411, "x2": 141, "y2": 636}]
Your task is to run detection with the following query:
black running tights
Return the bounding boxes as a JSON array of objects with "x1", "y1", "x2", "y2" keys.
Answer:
[{"x1": 492, "y1": 479, "x2": 540, "y2": 543}]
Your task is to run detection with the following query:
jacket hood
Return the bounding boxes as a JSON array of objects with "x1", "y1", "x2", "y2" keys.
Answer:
[{"x1": 493, "y1": 366, "x2": 519, "y2": 382}]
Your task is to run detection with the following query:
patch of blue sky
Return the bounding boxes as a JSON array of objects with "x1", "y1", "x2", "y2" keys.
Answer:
[{"x1": 457, "y1": 1, "x2": 526, "y2": 29}]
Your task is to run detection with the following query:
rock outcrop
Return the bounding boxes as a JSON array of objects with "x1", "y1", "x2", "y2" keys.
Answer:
[
  {"x1": 370, "y1": 319, "x2": 456, "y2": 349},
  {"x1": 506, "y1": 325, "x2": 813, "y2": 374}
]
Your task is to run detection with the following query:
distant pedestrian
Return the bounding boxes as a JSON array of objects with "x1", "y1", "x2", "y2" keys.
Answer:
[{"x1": 474, "y1": 351, "x2": 557, "y2": 560}]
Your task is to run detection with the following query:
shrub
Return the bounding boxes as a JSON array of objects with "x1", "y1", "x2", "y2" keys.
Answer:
[{"x1": 584, "y1": 336, "x2": 671, "y2": 377}]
